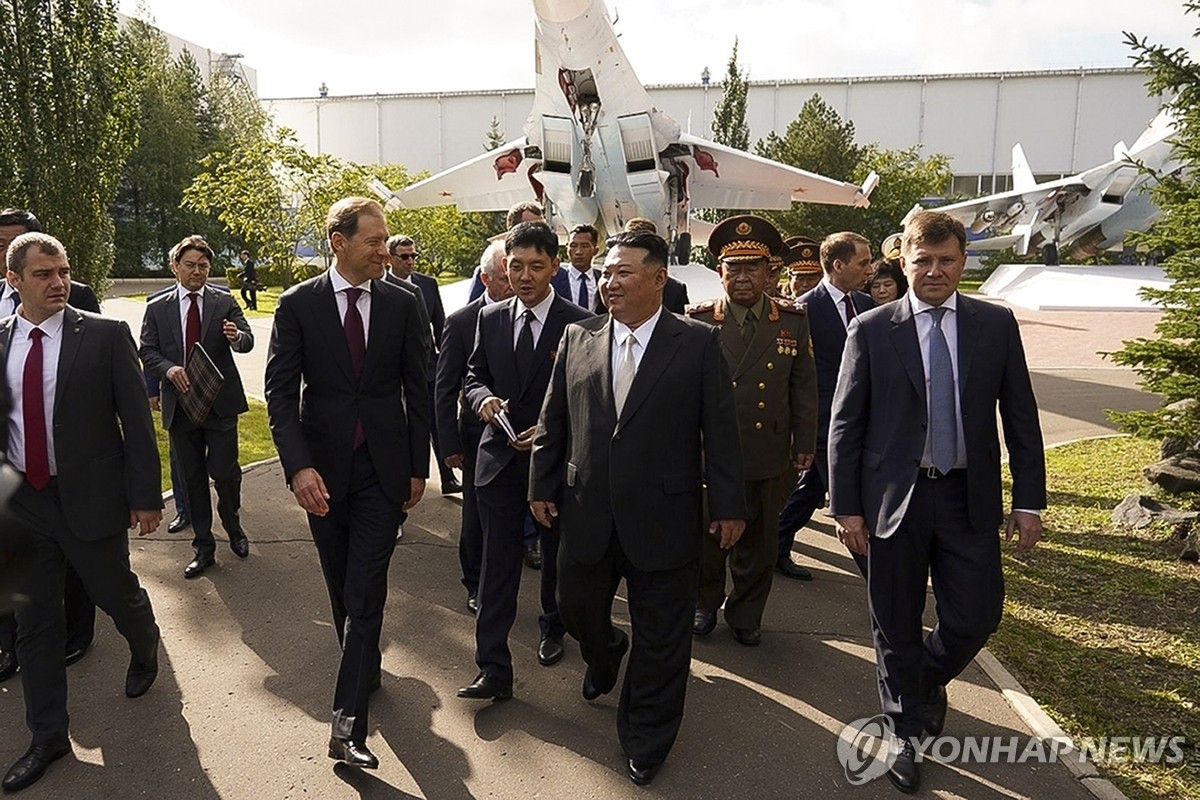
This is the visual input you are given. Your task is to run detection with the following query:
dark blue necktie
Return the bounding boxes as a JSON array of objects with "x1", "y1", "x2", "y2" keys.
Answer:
[
  {"x1": 577, "y1": 274, "x2": 588, "y2": 308},
  {"x1": 928, "y1": 306, "x2": 957, "y2": 474},
  {"x1": 516, "y1": 308, "x2": 535, "y2": 385}
]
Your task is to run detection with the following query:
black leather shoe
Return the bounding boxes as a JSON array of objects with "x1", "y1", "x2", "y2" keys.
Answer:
[
  {"x1": 775, "y1": 557, "x2": 814, "y2": 581},
  {"x1": 923, "y1": 684, "x2": 948, "y2": 736},
  {"x1": 328, "y1": 737, "x2": 379, "y2": 770},
  {"x1": 732, "y1": 626, "x2": 762, "y2": 646},
  {"x1": 125, "y1": 632, "x2": 159, "y2": 698},
  {"x1": 467, "y1": 591, "x2": 478, "y2": 616},
  {"x1": 522, "y1": 542, "x2": 542, "y2": 570},
  {"x1": 627, "y1": 758, "x2": 660, "y2": 787},
  {"x1": 183, "y1": 553, "x2": 215, "y2": 579},
  {"x1": 1, "y1": 741, "x2": 71, "y2": 792},
  {"x1": 537, "y1": 635, "x2": 564, "y2": 666},
  {"x1": 64, "y1": 640, "x2": 92, "y2": 667},
  {"x1": 441, "y1": 476, "x2": 463, "y2": 495},
  {"x1": 692, "y1": 608, "x2": 717, "y2": 637},
  {"x1": 167, "y1": 514, "x2": 190, "y2": 534},
  {"x1": 886, "y1": 738, "x2": 921, "y2": 794},
  {"x1": 0, "y1": 650, "x2": 17, "y2": 682},
  {"x1": 583, "y1": 630, "x2": 629, "y2": 701},
  {"x1": 229, "y1": 530, "x2": 250, "y2": 559},
  {"x1": 456, "y1": 671, "x2": 512, "y2": 700}
]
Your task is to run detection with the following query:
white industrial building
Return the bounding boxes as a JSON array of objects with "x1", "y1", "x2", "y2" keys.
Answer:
[{"x1": 264, "y1": 67, "x2": 1164, "y2": 197}]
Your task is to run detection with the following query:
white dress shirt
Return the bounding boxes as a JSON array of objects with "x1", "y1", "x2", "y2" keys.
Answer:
[
  {"x1": 821, "y1": 277, "x2": 856, "y2": 329},
  {"x1": 909, "y1": 290, "x2": 967, "y2": 470},
  {"x1": 610, "y1": 306, "x2": 664, "y2": 394},
  {"x1": 569, "y1": 267, "x2": 596, "y2": 309},
  {"x1": 176, "y1": 283, "x2": 205, "y2": 344},
  {"x1": 510, "y1": 290, "x2": 556, "y2": 349},
  {"x1": 5, "y1": 310, "x2": 65, "y2": 475},
  {"x1": 330, "y1": 267, "x2": 373, "y2": 347}
]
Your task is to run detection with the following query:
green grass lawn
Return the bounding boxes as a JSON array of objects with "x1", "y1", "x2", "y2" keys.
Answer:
[
  {"x1": 991, "y1": 436, "x2": 1199, "y2": 800},
  {"x1": 153, "y1": 398, "x2": 276, "y2": 494}
]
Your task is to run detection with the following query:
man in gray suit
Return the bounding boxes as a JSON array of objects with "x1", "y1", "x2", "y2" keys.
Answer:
[
  {"x1": 140, "y1": 236, "x2": 254, "y2": 579},
  {"x1": 530, "y1": 230, "x2": 745, "y2": 787},
  {"x1": 828, "y1": 211, "x2": 1045, "y2": 794},
  {"x1": 0, "y1": 233, "x2": 162, "y2": 792}
]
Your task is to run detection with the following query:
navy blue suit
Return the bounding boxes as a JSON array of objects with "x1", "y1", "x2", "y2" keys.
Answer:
[
  {"x1": 434, "y1": 296, "x2": 487, "y2": 594},
  {"x1": 463, "y1": 293, "x2": 593, "y2": 685},
  {"x1": 777, "y1": 281, "x2": 873, "y2": 564},
  {"x1": 550, "y1": 266, "x2": 600, "y2": 309}
]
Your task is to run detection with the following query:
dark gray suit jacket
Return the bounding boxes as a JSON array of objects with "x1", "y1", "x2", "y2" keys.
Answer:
[
  {"x1": 265, "y1": 271, "x2": 430, "y2": 505},
  {"x1": 0, "y1": 307, "x2": 162, "y2": 539},
  {"x1": 798, "y1": 281, "x2": 873, "y2": 452},
  {"x1": 827, "y1": 293, "x2": 1046, "y2": 539},
  {"x1": 139, "y1": 284, "x2": 254, "y2": 429},
  {"x1": 434, "y1": 296, "x2": 486, "y2": 458},
  {"x1": 530, "y1": 311, "x2": 746, "y2": 572}
]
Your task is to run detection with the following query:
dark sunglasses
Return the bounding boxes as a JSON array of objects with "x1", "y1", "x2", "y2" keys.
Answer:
[{"x1": 394, "y1": 252, "x2": 419, "y2": 260}]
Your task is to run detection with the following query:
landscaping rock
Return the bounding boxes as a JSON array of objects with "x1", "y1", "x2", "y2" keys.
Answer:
[
  {"x1": 1111, "y1": 494, "x2": 1199, "y2": 529},
  {"x1": 1143, "y1": 451, "x2": 1200, "y2": 495}
]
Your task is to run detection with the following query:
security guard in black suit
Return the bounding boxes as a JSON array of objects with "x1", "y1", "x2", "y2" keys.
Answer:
[{"x1": 690, "y1": 216, "x2": 818, "y2": 645}]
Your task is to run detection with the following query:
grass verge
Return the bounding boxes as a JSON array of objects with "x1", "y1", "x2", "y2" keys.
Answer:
[
  {"x1": 991, "y1": 436, "x2": 1199, "y2": 800},
  {"x1": 153, "y1": 399, "x2": 277, "y2": 494}
]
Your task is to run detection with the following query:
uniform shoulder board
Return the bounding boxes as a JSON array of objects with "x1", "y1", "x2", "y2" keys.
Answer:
[
  {"x1": 685, "y1": 300, "x2": 715, "y2": 316},
  {"x1": 773, "y1": 296, "x2": 807, "y2": 315}
]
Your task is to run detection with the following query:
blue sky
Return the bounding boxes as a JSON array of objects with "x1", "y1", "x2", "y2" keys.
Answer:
[{"x1": 121, "y1": 0, "x2": 1200, "y2": 98}]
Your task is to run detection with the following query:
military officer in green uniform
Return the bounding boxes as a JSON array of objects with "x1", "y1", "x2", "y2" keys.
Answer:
[{"x1": 690, "y1": 215, "x2": 818, "y2": 646}]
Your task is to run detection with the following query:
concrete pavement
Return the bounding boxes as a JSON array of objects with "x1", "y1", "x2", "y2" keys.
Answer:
[{"x1": 0, "y1": 297, "x2": 1161, "y2": 798}]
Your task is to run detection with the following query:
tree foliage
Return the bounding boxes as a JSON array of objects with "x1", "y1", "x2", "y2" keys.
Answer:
[
  {"x1": 754, "y1": 94, "x2": 951, "y2": 248},
  {"x1": 1107, "y1": 8, "x2": 1200, "y2": 442},
  {"x1": 710, "y1": 38, "x2": 750, "y2": 151},
  {"x1": 0, "y1": 0, "x2": 139, "y2": 293}
]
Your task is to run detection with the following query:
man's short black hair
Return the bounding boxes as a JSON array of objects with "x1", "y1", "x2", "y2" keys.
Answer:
[
  {"x1": 0, "y1": 208, "x2": 41, "y2": 232},
  {"x1": 569, "y1": 223, "x2": 598, "y2": 245},
  {"x1": 604, "y1": 230, "x2": 668, "y2": 270},
  {"x1": 505, "y1": 221, "x2": 559, "y2": 258}
]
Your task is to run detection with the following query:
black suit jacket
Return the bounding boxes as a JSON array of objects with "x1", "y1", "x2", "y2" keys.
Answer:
[
  {"x1": 0, "y1": 308, "x2": 162, "y2": 539},
  {"x1": 67, "y1": 282, "x2": 100, "y2": 314},
  {"x1": 435, "y1": 296, "x2": 486, "y2": 458},
  {"x1": 550, "y1": 266, "x2": 600, "y2": 307},
  {"x1": 827, "y1": 293, "x2": 1046, "y2": 538},
  {"x1": 384, "y1": 273, "x2": 434, "y2": 369},
  {"x1": 139, "y1": 284, "x2": 254, "y2": 429},
  {"x1": 530, "y1": 311, "x2": 746, "y2": 572},
  {"x1": 798, "y1": 281, "x2": 873, "y2": 450},
  {"x1": 465, "y1": 294, "x2": 593, "y2": 487},
  {"x1": 265, "y1": 271, "x2": 430, "y2": 505},
  {"x1": 594, "y1": 275, "x2": 690, "y2": 316}
]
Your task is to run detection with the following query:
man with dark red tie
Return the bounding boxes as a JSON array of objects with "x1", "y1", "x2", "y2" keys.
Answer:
[
  {"x1": 777, "y1": 232, "x2": 874, "y2": 579},
  {"x1": 0, "y1": 232, "x2": 162, "y2": 792},
  {"x1": 265, "y1": 197, "x2": 429, "y2": 770},
  {"x1": 140, "y1": 236, "x2": 254, "y2": 579}
]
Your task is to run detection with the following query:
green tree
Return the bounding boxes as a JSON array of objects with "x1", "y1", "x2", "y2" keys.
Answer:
[
  {"x1": 1107, "y1": 12, "x2": 1200, "y2": 443},
  {"x1": 710, "y1": 38, "x2": 750, "y2": 151},
  {"x1": 484, "y1": 116, "x2": 506, "y2": 151},
  {"x1": 0, "y1": 0, "x2": 139, "y2": 293}
]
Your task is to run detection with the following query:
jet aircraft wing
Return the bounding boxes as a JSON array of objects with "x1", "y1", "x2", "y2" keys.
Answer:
[
  {"x1": 678, "y1": 133, "x2": 874, "y2": 210},
  {"x1": 397, "y1": 137, "x2": 540, "y2": 212}
]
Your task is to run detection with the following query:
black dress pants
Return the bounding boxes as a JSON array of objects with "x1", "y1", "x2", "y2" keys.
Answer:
[
  {"x1": 559, "y1": 529, "x2": 698, "y2": 767},
  {"x1": 11, "y1": 479, "x2": 159, "y2": 746},
  {"x1": 457, "y1": 417, "x2": 484, "y2": 594},
  {"x1": 307, "y1": 445, "x2": 404, "y2": 742},
  {"x1": 866, "y1": 471, "x2": 1004, "y2": 737},
  {"x1": 170, "y1": 413, "x2": 242, "y2": 556}
]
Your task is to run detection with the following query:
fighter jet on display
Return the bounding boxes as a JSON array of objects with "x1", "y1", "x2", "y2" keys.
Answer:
[
  {"x1": 373, "y1": 0, "x2": 876, "y2": 263},
  {"x1": 908, "y1": 108, "x2": 1180, "y2": 265}
]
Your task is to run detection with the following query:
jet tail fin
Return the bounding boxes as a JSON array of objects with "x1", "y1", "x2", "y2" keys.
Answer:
[{"x1": 1011, "y1": 144, "x2": 1036, "y2": 192}]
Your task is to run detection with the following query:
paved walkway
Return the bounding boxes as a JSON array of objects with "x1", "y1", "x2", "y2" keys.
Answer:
[{"x1": 0, "y1": 298, "x2": 1161, "y2": 798}]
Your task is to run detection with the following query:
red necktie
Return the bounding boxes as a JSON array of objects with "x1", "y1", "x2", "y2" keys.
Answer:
[
  {"x1": 343, "y1": 288, "x2": 367, "y2": 449},
  {"x1": 23, "y1": 328, "x2": 50, "y2": 490},
  {"x1": 842, "y1": 294, "x2": 857, "y2": 326},
  {"x1": 185, "y1": 292, "x2": 201, "y2": 363}
]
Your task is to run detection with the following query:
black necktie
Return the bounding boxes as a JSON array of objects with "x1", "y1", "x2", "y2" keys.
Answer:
[
  {"x1": 516, "y1": 308, "x2": 535, "y2": 385},
  {"x1": 842, "y1": 294, "x2": 857, "y2": 326},
  {"x1": 577, "y1": 274, "x2": 588, "y2": 307}
]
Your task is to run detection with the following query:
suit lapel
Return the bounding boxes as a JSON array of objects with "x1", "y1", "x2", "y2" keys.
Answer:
[
  {"x1": 735, "y1": 303, "x2": 775, "y2": 379},
  {"x1": 889, "y1": 297, "x2": 926, "y2": 403},
  {"x1": 617, "y1": 313, "x2": 682, "y2": 432},
  {"x1": 361, "y1": 279, "x2": 388, "y2": 381},
  {"x1": 582, "y1": 320, "x2": 615, "y2": 420},
  {"x1": 496, "y1": 299, "x2": 519, "y2": 393},
  {"x1": 955, "y1": 293, "x2": 977, "y2": 390},
  {"x1": 54, "y1": 308, "x2": 85, "y2": 413},
  {"x1": 316, "y1": 273, "x2": 356, "y2": 385},
  {"x1": 519, "y1": 296, "x2": 564, "y2": 400},
  {"x1": 199, "y1": 285, "x2": 218, "y2": 343},
  {"x1": 716, "y1": 301, "x2": 748, "y2": 372},
  {"x1": 161, "y1": 290, "x2": 182, "y2": 362}
]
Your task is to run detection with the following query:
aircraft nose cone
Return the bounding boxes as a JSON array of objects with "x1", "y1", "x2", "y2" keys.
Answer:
[{"x1": 532, "y1": 0, "x2": 593, "y2": 24}]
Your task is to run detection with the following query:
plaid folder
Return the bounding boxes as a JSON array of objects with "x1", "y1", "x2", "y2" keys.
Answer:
[{"x1": 179, "y1": 343, "x2": 225, "y2": 426}]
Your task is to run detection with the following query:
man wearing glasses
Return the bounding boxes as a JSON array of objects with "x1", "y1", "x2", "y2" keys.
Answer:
[
  {"x1": 140, "y1": 236, "x2": 255, "y2": 579},
  {"x1": 386, "y1": 236, "x2": 460, "y2": 494}
]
